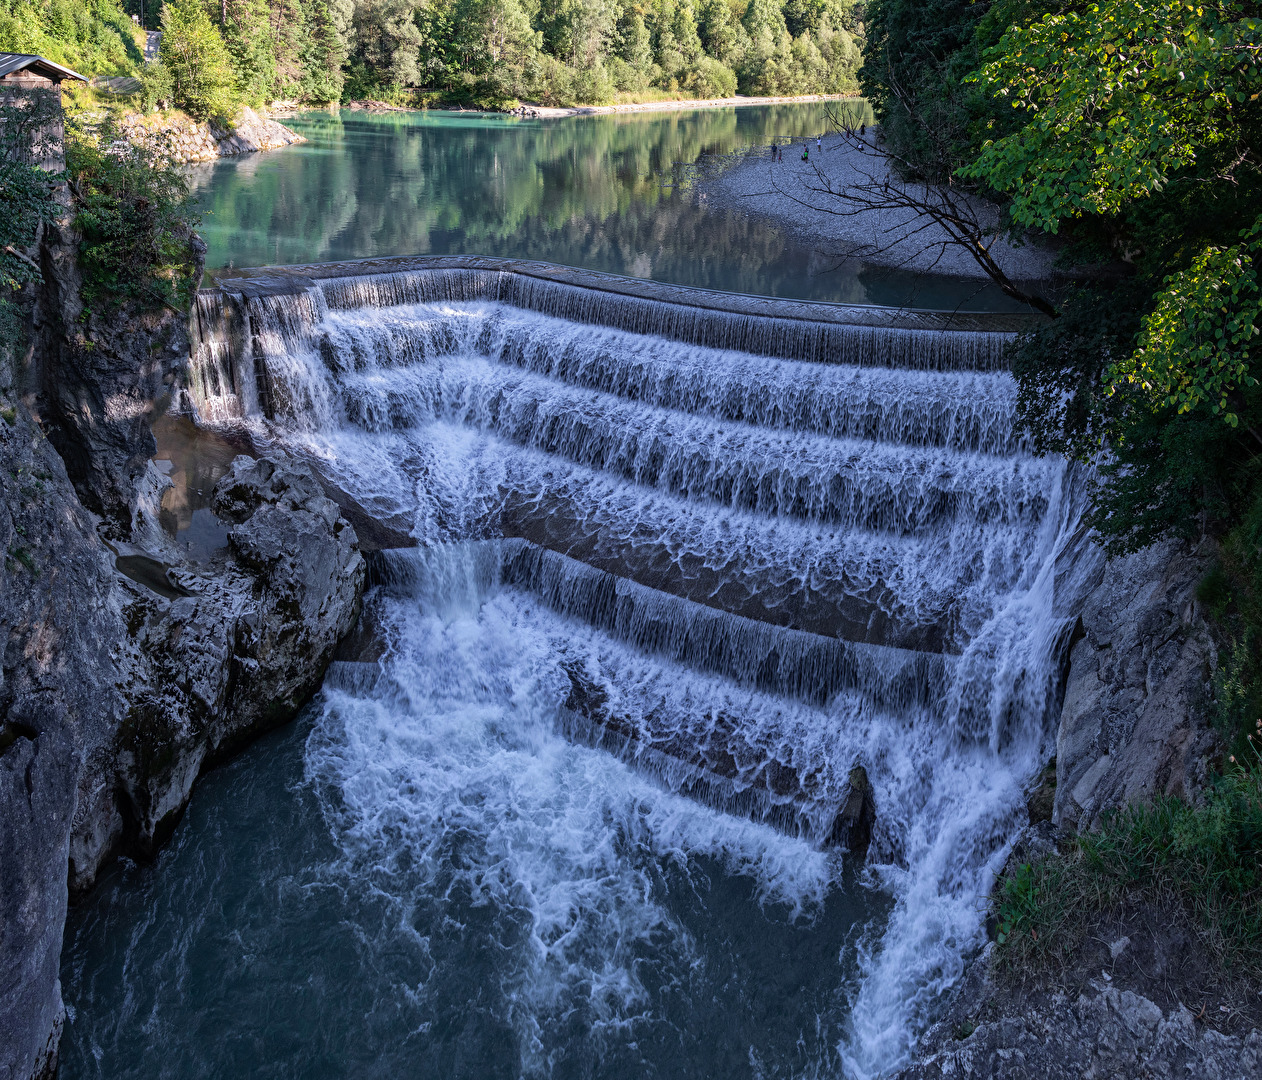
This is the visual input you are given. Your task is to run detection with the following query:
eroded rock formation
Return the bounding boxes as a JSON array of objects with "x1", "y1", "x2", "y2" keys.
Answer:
[{"x1": 2, "y1": 251, "x2": 364, "y2": 1080}]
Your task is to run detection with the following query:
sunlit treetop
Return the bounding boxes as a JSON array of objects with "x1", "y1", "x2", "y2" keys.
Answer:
[{"x1": 962, "y1": 0, "x2": 1262, "y2": 233}]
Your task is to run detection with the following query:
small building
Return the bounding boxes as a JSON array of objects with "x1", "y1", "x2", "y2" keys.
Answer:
[
  {"x1": 0, "y1": 53, "x2": 88, "y2": 90},
  {"x1": 0, "y1": 55, "x2": 88, "y2": 172}
]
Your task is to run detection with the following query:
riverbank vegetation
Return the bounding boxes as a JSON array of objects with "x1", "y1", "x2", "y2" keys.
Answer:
[
  {"x1": 0, "y1": 0, "x2": 863, "y2": 114},
  {"x1": 0, "y1": 90, "x2": 199, "y2": 377},
  {"x1": 859, "y1": 0, "x2": 1262, "y2": 967},
  {"x1": 992, "y1": 762, "x2": 1262, "y2": 981}
]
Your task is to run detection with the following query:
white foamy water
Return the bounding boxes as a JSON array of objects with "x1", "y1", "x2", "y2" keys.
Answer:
[
  {"x1": 190, "y1": 270, "x2": 1098, "y2": 1076},
  {"x1": 308, "y1": 547, "x2": 849, "y2": 1073}
]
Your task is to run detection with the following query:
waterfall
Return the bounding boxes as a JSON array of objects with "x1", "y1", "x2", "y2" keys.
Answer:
[{"x1": 188, "y1": 257, "x2": 1096, "y2": 1076}]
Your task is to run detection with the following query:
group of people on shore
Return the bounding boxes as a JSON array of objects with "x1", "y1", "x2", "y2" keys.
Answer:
[{"x1": 769, "y1": 125, "x2": 866, "y2": 163}]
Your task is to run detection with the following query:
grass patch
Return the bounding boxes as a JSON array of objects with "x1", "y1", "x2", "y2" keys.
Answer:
[{"x1": 992, "y1": 761, "x2": 1262, "y2": 980}]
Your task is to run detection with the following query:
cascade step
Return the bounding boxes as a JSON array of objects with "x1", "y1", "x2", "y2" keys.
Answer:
[
  {"x1": 369, "y1": 542, "x2": 957, "y2": 712},
  {"x1": 325, "y1": 621, "x2": 880, "y2": 854},
  {"x1": 336, "y1": 365, "x2": 1052, "y2": 535},
  {"x1": 313, "y1": 302, "x2": 1021, "y2": 453}
]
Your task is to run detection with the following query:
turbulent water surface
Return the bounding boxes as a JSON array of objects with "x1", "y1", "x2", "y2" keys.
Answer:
[
  {"x1": 60, "y1": 266, "x2": 1093, "y2": 1079},
  {"x1": 184, "y1": 103, "x2": 1039, "y2": 311}
]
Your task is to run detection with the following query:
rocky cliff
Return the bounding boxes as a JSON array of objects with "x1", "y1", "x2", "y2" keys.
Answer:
[
  {"x1": 0, "y1": 222, "x2": 364, "y2": 1080},
  {"x1": 1054, "y1": 540, "x2": 1217, "y2": 830}
]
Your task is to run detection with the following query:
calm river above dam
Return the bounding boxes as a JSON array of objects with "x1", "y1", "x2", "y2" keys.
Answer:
[
  {"x1": 185, "y1": 102, "x2": 1033, "y2": 311},
  {"x1": 58, "y1": 105, "x2": 1081, "y2": 1080}
]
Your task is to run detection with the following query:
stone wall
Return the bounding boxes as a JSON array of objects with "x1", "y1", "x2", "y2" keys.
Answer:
[{"x1": 117, "y1": 106, "x2": 304, "y2": 165}]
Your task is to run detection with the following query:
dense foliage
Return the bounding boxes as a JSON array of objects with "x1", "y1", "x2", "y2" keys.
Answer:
[
  {"x1": 0, "y1": 88, "x2": 202, "y2": 321},
  {"x1": 0, "y1": 0, "x2": 145, "y2": 76},
  {"x1": 158, "y1": 0, "x2": 238, "y2": 117},
  {"x1": 67, "y1": 118, "x2": 202, "y2": 308},
  {"x1": 8, "y1": 0, "x2": 861, "y2": 113}
]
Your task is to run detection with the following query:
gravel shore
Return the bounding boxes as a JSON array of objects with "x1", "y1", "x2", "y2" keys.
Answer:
[
  {"x1": 704, "y1": 133, "x2": 1057, "y2": 281},
  {"x1": 518, "y1": 93, "x2": 858, "y2": 118}
]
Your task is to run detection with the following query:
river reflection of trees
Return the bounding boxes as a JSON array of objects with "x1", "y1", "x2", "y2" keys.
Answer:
[{"x1": 187, "y1": 101, "x2": 1026, "y2": 308}]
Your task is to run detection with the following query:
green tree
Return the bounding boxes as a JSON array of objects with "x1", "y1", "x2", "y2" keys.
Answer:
[
  {"x1": 299, "y1": 0, "x2": 348, "y2": 101},
  {"x1": 964, "y1": 0, "x2": 1260, "y2": 234},
  {"x1": 67, "y1": 114, "x2": 203, "y2": 308},
  {"x1": 212, "y1": 0, "x2": 276, "y2": 105},
  {"x1": 351, "y1": 0, "x2": 422, "y2": 88},
  {"x1": 159, "y1": 0, "x2": 239, "y2": 118}
]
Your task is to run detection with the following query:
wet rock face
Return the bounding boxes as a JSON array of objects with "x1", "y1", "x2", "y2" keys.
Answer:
[
  {"x1": 0, "y1": 408, "x2": 127, "y2": 1080},
  {"x1": 0, "y1": 429, "x2": 364, "y2": 1080},
  {"x1": 1054, "y1": 540, "x2": 1217, "y2": 831},
  {"x1": 69, "y1": 454, "x2": 366, "y2": 884}
]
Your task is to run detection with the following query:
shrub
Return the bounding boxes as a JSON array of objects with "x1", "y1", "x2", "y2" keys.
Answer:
[
  {"x1": 681, "y1": 55, "x2": 737, "y2": 98},
  {"x1": 66, "y1": 116, "x2": 201, "y2": 309},
  {"x1": 0, "y1": 0, "x2": 143, "y2": 77}
]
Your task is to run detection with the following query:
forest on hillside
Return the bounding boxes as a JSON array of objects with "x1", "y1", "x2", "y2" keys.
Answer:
[{"x1": 0, "y1": 0, "x2": 862, "y2": 109}]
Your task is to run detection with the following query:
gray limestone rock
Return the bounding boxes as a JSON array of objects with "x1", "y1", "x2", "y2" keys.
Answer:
[
  {"x1": 0, "y1": 409, "x2": 126, "y2": 1080},
  {"x1": 896, "y1": 947, "x2": 1260, "y2": 1080},
  {"x1": 25, "y1": 215, "x2": 192, "y2": 538},
  {"x1": 69, "y1": 453, "x2": 365, "y2": 884},
  {"x1": 1054, "y1": 540, "x2": 1217, "y2": 830}
]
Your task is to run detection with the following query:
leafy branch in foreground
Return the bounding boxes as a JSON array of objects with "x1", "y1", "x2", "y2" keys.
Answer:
[{"x1": 963, "y1": 0, "x2": 1262, "y2": 233}]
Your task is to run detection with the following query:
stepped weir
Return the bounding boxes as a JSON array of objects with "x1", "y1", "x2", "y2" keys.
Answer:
[{"x1": 188, "y1": 255, "x2": 1098, "y2": 1069}]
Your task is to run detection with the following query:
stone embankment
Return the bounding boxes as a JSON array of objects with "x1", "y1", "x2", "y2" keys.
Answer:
[
  {"x1": 0, "y1": 219, "x2": 363, "y2": 1080},
  {"x1": 117, "y1": 106, "x2": 304, "y2": 164}
]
